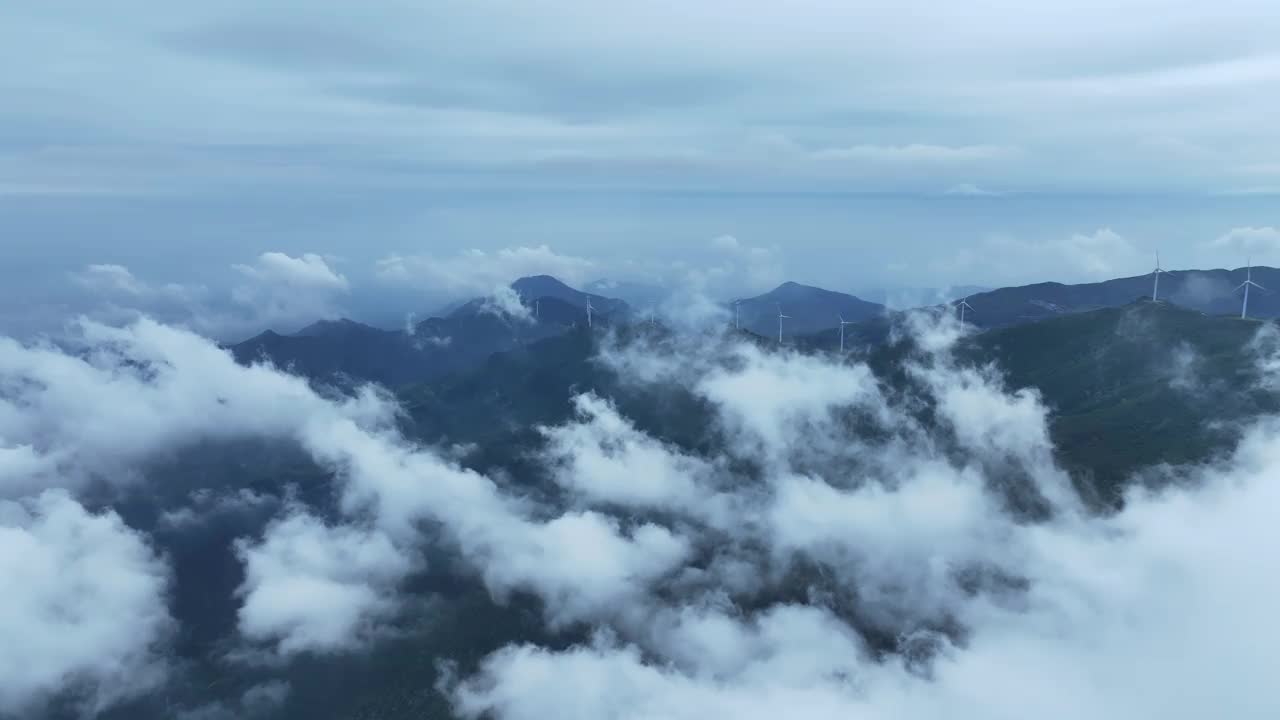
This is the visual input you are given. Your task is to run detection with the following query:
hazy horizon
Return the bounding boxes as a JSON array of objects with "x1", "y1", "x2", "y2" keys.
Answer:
[
  {"x1": 5, "y1": 189, "x2": 1278, "y2": 340},
  {"x1": 4, "y1": 2, "x2": 1278, "y2": 339}
]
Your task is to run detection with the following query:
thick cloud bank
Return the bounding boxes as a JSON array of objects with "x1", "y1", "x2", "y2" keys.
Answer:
[
  {"x1": 2, "y1": 308, "x2": 1279, "y2": 718},
  {"x1": 235, "y1": 512, "x2": 410, "y2": 656},
  {"x1": 450, "y1": 317, "x2": 1280, "y2": 720},
  {"x1": 0, "y1": 491, "x2": 171, "y2": 716},
  {"x1": 0, "y1": 317, "x2": 691, "y2": 710}
]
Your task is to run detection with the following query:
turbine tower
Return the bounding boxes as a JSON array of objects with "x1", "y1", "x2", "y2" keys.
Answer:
[
  {"x1": 957, "y1": 297, "x2": 974, "y2": 324},
  {"x1": 838, "y1": 314, "x2": 855, "y2": 353},
  {"x1": 1151, "y1": 252, "x2": 1163, "y2": 302},
  {"x1": 733, "y1": 300, "x2": 741, "y2": 330},
  {"x1": 1237, "y1": 259, "x2": 1266, "y2": 320},
  {"x1": 776, "y1": 304, "x2": 791, "y2": 345},
  {"x1": 586, "y1": 298, "x2": 594, "y2": 329},
  {"x1": 534, "y1": 299, "x2": 540, "y2": 320}
]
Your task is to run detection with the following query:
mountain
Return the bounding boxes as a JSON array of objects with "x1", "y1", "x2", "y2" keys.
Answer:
[
  {"x1": 448, "y1": 275, "x2": 630, "y2": 321},
  {"x1": 407, "y1": 300, "x2": 1275, "y2": 509},
  {"x1": 736, "y1": 281, "x2": 884, "y2": 337},
  {"x1": 292, "y1": 318, "x2": 382, "y2": 338},
  {"x1": 230, "y1": 279, "x2": 628, "y2": 387},
  {"x1": 860, "y1": 285, "x2": 992, "y2": 309},
  {"x1": 232, "y1": 312, "x2": 567, "y2": 388},
  {"x1": 958, "y1": 300, "x2": 1276, "y2": 503},
  {"x1": 957, "y1": 266, "x2": 1280, "y2": 328},
  {"x1": 132, "y1": 297, "x2": 1280, "y2": 719},
  {"x1": 231, "y1": 321, "x2": 426, "y2": 387}
]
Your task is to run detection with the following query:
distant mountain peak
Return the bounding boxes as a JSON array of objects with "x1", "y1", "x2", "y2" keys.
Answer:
[
  {"x1": 735, "y1": 281, "x2": 883, "y2": 335},
  {"x1": 511, "y1": 275, "x2": 577, "y2": 298},
  {"x1": 294, "y1": 318, "x2": 375, "y2": 338}
]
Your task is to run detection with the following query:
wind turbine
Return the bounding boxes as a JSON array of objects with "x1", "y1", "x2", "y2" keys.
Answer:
[
  {"x1": 776, "y1": 304, "x2": 790, "y2": 345},
  {"x1": 838, "y1": 314, "x2": 855, "y2": 353},
  {"x1": 534, "y1": 299, "x2": 540, "y2": 320},
  {"x1": 586, "y1": 298, "x2": 594, "y2": 329},
  {"x1": 733, "y1": 300, "x2": 741, "y2": 330},
  {"x1": 1237, "y1": 259, "x2": 1266, "y2": 320},
  {"x1": 957, "y1": 297, "x2": 974, "y2": 324},
  {"x1": 1151, "y1": 252, "x2": 1163, "y2": 302}
]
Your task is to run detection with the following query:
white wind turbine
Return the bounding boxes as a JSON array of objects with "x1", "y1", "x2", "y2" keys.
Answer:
[
  {"x1": 1237, "y1": 259, "x2": 1266, "y2": 320},
  {"x1": 534, "y1": 298, "x2": 540, "y2": 320},
  {"x1": 586, "y1": 298, "x2": 594, "y2": 328},
  {"x1": 776, "y1": 304, "x2": 791, "y2": 344},
  {"x1": 957, "y1": 296, "x2": 974, "y2": 324},
  {"x1": 733, "y1": 299, "x2": 742, "y2": 330},
  {"x1": 838, "y1": 314, "x2": 855, "y2": 353},
  {"x1": 1151, "y1": 252, "x2": 1163, "y2": 302}
]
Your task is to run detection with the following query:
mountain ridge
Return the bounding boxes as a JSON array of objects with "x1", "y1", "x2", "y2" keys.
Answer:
[
  {"x1": 735, "y1": 281, "x2": 884, "y2": 337},
  {"x1": 231, "y1": 276, "x2": 629, "y2": 386}
]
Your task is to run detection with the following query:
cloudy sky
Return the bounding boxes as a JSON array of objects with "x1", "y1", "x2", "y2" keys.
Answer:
[
  {"x1": 9, "y1": 7, "x2": 1280, "y2": 715},
  {"x1": 3, "y1": 1, "x2": 1280, "y2": 338}
]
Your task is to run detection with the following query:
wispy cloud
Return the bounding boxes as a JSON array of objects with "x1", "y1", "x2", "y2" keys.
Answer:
[
  {"x1": 376, "y1": 245, "x2": 596, "y2": 294},
  {"x1": 1210, "y1": 226, "x2": 1280, "y2": 255}
]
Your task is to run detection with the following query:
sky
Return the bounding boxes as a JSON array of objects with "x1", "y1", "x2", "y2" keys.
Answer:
[
  {"x1": 6, "y1": 7, "x2": 1280, "y2": 713},
  {"x1": 3, "y1": 1, "x2": 1280, "y2": 338}
]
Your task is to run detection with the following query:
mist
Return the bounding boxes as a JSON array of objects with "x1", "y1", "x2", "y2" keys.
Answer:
[{"x1": 1, "y1": 299, "x2": 1278, "y2": 717}]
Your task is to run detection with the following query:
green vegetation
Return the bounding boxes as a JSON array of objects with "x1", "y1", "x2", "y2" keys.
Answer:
[{"x1": 962, "y1": 302, "x2": 1276, "y2": 503}]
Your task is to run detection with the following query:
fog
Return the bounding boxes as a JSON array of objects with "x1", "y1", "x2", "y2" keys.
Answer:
[{"x1": 2, "y1": 301, "x2": 1278, "y2": 717}]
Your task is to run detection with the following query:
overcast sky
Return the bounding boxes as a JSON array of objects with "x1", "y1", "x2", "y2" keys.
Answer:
[{"x1": 3, "y1": 1, "x2": 1279, "y2": 337}]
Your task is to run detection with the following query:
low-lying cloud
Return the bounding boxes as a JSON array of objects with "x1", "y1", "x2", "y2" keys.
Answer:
[
  {"x1": 0, "y1": 490, "x2": 171, "y2": 716},
  {"x1": 58, "y1": 251, "x2": 351, "y2": 341},
  {"x1": 3, "y1": 299, "x2": 1280, "y2": 718}
]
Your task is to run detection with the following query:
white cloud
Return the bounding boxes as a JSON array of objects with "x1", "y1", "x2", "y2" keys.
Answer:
[
  {"x1": 662, "y1": 236, "x2": 785, "y2": 310},
  {"x1": 0, "y1": 490, "x2": 171, "y2": 716},
  {"x1": 941, "y1": 228, "x2": 1144, "y2": 285},
  {"x1": 375, "y1": 245, "x2": 596, "y2": 295},
  {"x1": 230, "y1": 252, "x2": 351, "y2": 330},
  {"x1": 477, "y1": 512, "x2": 690, "y2": 627},
  {"x1": 478, "y1": 284, "x2": 534, "y2": 323},
  {"x1": 235, "y1": 512, "x2": 411, "y2": 656},
  {"x1": 539, "y1": 394, "x2": 711, "y2": 511},
  {"x1": 232, "y1": 252, "x2": 349, "y2": 291},
  {"x1": 63, "y1": 253, "x2": 350, "y2": 340},
  {"x1": 695, "y1": 342, "x2": 884, "y2": 461},
  {"x1": 73, "y1": 264, "x2": 149, "y2": 295},
  {"x1": 0, "y1": 317, "x2": 394, "y2": 497},
  {"x1": 1210, "y1": 226, "x2": 1280, "y2": 256},
  {"x1": 10, "y1": 289, "x2": 1280, "y2": 716},
  {"x1": 0, "y1": 316, "x2": 696, "y2": 663}
]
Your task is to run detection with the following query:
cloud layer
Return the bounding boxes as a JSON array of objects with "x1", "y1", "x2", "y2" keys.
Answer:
[
  {"x1": 3, "y1": 293, "x2": 1280, "y2": 717},
  {"x1": 0, "y1": 491, "x2": 171, "y2": 716}
]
